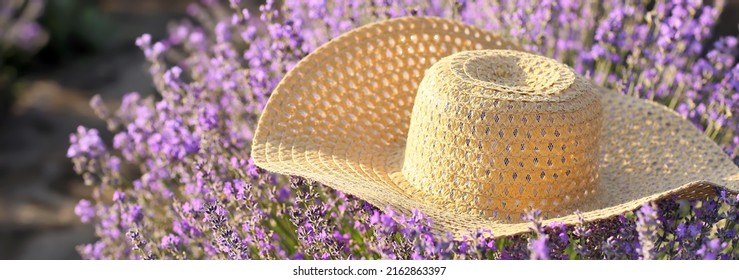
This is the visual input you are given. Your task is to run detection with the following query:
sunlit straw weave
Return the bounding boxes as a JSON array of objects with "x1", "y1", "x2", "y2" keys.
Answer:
[
  {"x1": 403, "y1": 50, "x2": 602, "y2": 219},
  {"x1": 251, "y1": 17, "x2": 739, "y2": 237}
]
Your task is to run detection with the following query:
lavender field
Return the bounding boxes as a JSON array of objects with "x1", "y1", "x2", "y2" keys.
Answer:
[{"x1": 3, "y1": 0, "x2": 739, "y2": 260}]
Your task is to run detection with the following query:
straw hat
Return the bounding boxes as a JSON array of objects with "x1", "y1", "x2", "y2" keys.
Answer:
[{"x1": 251, "y1": 17, "x2": 739, "y2": 237}]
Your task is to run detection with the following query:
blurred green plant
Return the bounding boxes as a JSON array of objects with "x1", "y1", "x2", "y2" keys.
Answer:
[{"x1": 39, "y1": 0, "x2": 114, "y2": 60}]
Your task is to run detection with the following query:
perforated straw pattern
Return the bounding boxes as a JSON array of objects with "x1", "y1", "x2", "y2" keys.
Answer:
[
  {"x1": 252, "y1": 17, "x2": 739, "y2": 238},
  {"x1": 402, "y1": 50, "x2": 602, "y2": 219}
]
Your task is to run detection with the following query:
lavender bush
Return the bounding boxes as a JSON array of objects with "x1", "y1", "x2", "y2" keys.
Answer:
[{"x1": 69, "y1": 0, "x2": 739, "y2": 260}]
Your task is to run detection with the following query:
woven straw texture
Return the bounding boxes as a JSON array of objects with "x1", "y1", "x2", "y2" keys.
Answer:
[{"x1": 251, "y1": 17, "x2": 739, "y2": 237}]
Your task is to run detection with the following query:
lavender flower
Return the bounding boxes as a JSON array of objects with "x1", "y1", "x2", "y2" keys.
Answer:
[
  {"x1": 696, "y1": 238, "x2": 725, "y2": 260},
  {"x1": 524, "y1": 210, "x2": 550, "y2": 260},
  {"x1": 635, "y1": 203, "x2": 661, "y2": 260},
  {"x1": 74, "y1": 199, "x2": 95, "y2": 224}
]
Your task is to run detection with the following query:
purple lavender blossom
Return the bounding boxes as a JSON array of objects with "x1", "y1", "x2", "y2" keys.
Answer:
[
  {"x1": 635, "y1": 204, "x2": 660, "y2": 260},
  {"x1": 74, "y1": 199, "x2": 95, "y2": 224},
  {"x1": 112, "y1": 191, "x2": 126, "y2": 202},
  {"x1": 696, "y1": 239, "x2": 725, "y2": 260},
  {"x1": 524, "y1": 210, "x2": 550, "y2": 260},
  {"x1": 67, "y1": 126, "x2": 106, "y2": 159},
  {"x1": 160, "y1": 234, "x2": 182, "y2": 249}
]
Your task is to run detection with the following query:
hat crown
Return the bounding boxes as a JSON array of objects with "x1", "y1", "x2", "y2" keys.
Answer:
[
  {"x1": 401, "y1": 50, "x2": 603, "y2": 220},
  {"x1": 456, "y1": 50, "x2": 575, "y2": 96}
]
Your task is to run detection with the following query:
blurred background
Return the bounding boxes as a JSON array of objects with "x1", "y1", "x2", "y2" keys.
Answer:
[
  {"x1": 0, "y1": 0, "x2": 196, "y2": 259},
  {"x1": 0, "y1": 0, "x2": 737, "y2": 259},
  {"x1": 0, "y1": 0, "x2": 261, "y2": 259}
]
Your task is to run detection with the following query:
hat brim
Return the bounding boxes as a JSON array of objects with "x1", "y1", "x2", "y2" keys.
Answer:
[{"x1": 251, "y1": 17, "x2": 739, "y2": 237}]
